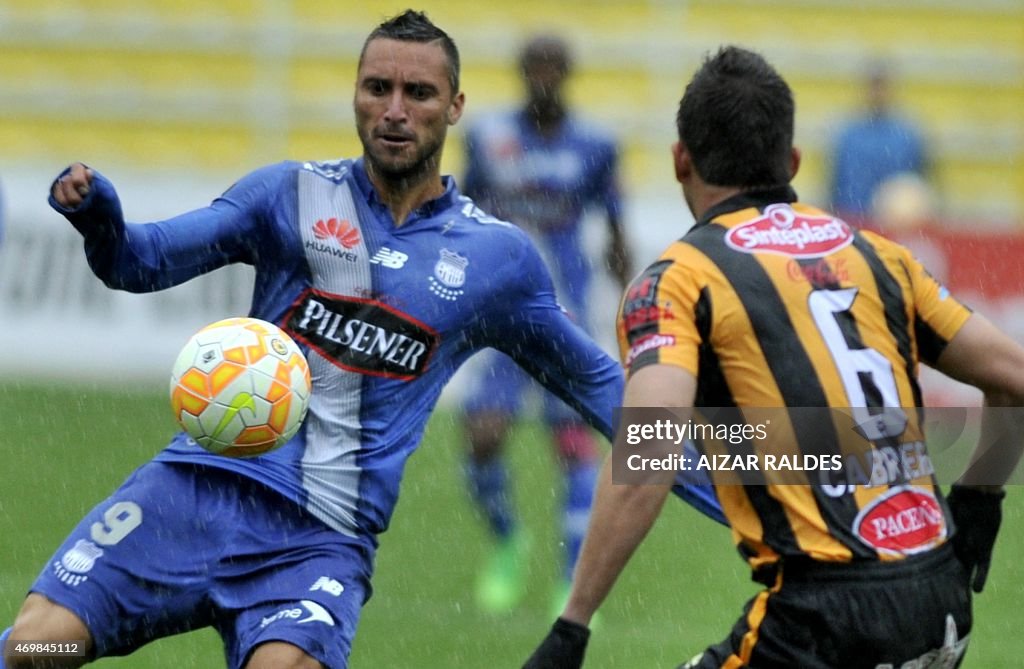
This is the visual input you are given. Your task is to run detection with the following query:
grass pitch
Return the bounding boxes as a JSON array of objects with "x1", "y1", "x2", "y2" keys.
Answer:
[{"x1": 2, "y1": 381, "x2": 1023, "y2": 667}]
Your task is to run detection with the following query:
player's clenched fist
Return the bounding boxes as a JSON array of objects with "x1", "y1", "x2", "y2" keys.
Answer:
[
  {"x1": 523, "y1": 618, "x2": 590, "y2": 669},
  {"x1": 51, "y1": 162, "x2": 94, "y2": 209}
]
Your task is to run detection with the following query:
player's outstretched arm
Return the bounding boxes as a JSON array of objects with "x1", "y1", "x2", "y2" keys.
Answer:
[
  {"x1": 485, "y1": 236, "x2": 624, "y2": 440},
  {"x1": 49, "y1": 162, "x2": 275, "y2": 292},
  {"x1": 933, "y1": 313, "x2": 1024, "y2": 592},
  {"x1": 935, "y1": 313, "x2": 1024, "y2": 490},
  {"x1": 499, "y1": 286, "x2": 727, "y2": 529}
]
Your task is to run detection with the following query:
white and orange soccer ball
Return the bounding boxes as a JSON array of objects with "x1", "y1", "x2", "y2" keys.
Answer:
[{"x1": 169, "y1": 317, "x2": 312, "y2": 457}]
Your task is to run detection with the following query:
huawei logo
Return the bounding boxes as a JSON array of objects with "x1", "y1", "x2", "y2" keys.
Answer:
[{"x1": 313, "y1": 218, "x2": 360, "y2": 249}]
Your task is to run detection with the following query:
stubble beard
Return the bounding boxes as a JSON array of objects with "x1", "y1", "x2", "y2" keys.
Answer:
[{"x1": 362, "y1": 131, "x2": 445, "y2": 191}]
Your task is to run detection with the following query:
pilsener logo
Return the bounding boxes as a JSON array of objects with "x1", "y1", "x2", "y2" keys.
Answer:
[
  {"x1": 285, "y1": 288, "x2": 439, "y2": 380},
  {"x1": 725, "y1": 204, "x2": 853, "y2": 259}
]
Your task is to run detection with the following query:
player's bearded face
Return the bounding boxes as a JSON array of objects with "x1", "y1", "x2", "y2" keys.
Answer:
[{"x1": 354, "y1": 38, "x2": 464, "y2": 182}]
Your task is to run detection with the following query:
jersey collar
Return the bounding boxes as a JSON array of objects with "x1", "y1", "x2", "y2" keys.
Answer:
[
  {"x1": 694, "y1": 184, "x2": 799, "y2": 229},
  {"x1": 351, "y1": 157, "x2": 461, "y2": 225}
]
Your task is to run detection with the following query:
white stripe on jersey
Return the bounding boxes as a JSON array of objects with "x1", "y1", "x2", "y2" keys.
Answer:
[{"x1": 297, "y1": 169, "x2": 370, "y2": 536}]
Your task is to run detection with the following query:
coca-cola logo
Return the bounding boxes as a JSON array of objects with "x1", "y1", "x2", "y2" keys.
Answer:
[
  {"x1": 725, "y1": 204, "x2": 853, "y2": 259},
  {"x1": 785, "y1": 257, "x2": 849, "y2": 285},
  {"x1": 853, "y1": 487, "x2": 947, "y2": 556}
]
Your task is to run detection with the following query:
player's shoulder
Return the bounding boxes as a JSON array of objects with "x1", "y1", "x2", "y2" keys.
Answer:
[
  {"x1": 298, "y1": 158, "x2": 358, "y2": 183},
  {"x1": 225, "y1": 159, "x2": 358, "y2": 202},
  {"x1": 218, "y1": 160, "x2": 305, "y2": 199},
  {"x1": 450, "y1": 195, "x2": 520, "y2": 235},
  {"x1": 641, "y1": 240, "x2": 707, "y2": 278},
  {"x1": 465, "y1": 109, "x2": 520, "y2": 141},
  {"x1": 854, "y1": 225, "x2": 916, "y2": 262},
  {"x1": 565, "y1": 114, "x2": 618, "y2": 150},
  {"x1": 448, "y1": 194, "x2": 538, "y2": 251},
  {"x1": 441, "y1": 196, "x2": 549, "y2": 291}
]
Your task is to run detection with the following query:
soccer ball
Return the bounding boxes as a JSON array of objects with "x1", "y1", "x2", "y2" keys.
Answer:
[{"x1": 169, "y1": 317, "x2": 312, "y2": 457}]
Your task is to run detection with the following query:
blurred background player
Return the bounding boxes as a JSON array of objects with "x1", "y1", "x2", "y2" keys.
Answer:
[
  {"x1": 828, "y1": 59, "x2": 931, "y2": 230},
  {"x1": 458, "y1": 34, "x2": 632, "y2": 614}
]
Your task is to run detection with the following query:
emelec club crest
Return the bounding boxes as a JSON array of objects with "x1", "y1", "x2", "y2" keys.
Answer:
[
  {"x1": 429, "y1": 248, "x2": 469, "y2": 301},
  {"x1": 53, "y1": 539, "x2": 104, "y2": 586}
]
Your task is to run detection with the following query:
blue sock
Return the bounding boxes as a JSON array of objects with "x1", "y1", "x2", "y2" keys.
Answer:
[
  {"x1": 562, "y1": 461, "x2": 599, "y2": 581},
  {"x1": 1, "y1": 626, "x2": 12, "y2": 669},
  {"x1": 466, "y1": 458, "x2": 515, "y2": 539}
]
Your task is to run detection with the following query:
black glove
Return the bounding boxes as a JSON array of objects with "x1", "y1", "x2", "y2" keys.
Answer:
[
  {"x1": 522, "y1": 618, "x2": 591, "y2": 669},
  {"x1": 947, "y1": 484, "x2": 1005, "y2": 593}
]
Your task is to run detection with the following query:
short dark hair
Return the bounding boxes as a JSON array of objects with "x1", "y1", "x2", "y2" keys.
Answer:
[
  {"x1": 676, "y1": 46, "x2": 794, "y2": 189},
  {"x1": 359, "y1": 9, "x2": 461, "y2": 94},
  {"x1": 519, "y1": 34, "x2": 572, "y2": 76}
]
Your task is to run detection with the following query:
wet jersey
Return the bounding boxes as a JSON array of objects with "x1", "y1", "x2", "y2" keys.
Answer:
[
  {"x1": 617, "y1": 186, "x2": 972, "y2": 569},
  {"x1": 52, "y1": 158, "x2": 624, "y2": 544},
  {"x1": 462, "y1": 110, "x2": 621, "y2": 322}
]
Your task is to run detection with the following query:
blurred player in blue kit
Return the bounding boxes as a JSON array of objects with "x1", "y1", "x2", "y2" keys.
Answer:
[
  {"x1": 828, "y1": 60, "x2": 930, "y2": 228},
  {"x1": 459, "y1": 34, "x2": 633, "y2": 614},
  {"x1": 1, "y1": 10, "x2": 720, "y2": 669}
]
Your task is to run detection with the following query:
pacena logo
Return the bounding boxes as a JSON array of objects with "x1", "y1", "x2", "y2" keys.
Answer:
[
  {"x1": 853, "y1": 486, "x2": 947, "y2": 556},
  {"x1": 725, "y1": 204, "x2": 853, "y2": 259},
  {"x1": 285, "y1": 289, "x2": 439, "y2": 380}
]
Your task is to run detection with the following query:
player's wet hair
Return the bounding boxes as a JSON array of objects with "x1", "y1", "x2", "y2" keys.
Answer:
[
  {"x1": 519, "y1": 34, "x2": 572, "y2": 76},
  {"x1": 360, "y1": 9, "x2": 461, "y2": 95},
  {"x1": 676, "y1": 46, "x2": 794, "y2": 189}
]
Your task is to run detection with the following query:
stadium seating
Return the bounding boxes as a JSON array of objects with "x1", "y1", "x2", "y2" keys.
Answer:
[
  {"x1": 0, "y1": 1, "x2": 1020, "y2": 381},
  {"x1": 0, "y1": 0, "x2": 1019, "y2": 221}
]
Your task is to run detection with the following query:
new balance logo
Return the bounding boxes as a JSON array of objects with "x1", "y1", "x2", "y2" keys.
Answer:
[
  {"x1": 310, "y1": 576, "x2": 345, "y2": 596},
  {"x1": 370, "y1": 247, "x2": 409, "y2": 269}
]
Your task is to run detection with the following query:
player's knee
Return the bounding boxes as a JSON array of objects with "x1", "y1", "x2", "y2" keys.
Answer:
[
  {"x1": 465, "y1": 411, "x2": 511, "y2": 459},
  {"x1": 6, "y1": 594, "x2": 91, "y2": 668},
  {"x1": 244, "y1": 641, "x2": 324, "y2": 669},
  {"x1": 553, "y1": 422, "x2": 599, "y2": 463}
]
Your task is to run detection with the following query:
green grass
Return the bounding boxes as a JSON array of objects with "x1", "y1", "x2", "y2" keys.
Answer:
[{"x1": 2, "y1": 381, "x2": 1023, "y2": 667}]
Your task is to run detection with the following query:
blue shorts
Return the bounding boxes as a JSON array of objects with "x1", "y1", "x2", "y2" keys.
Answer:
[
  {"x1": 462, "y1": 350, "x2": 579, "y2": 425},
  {"x1": 30, "y1": 461, "x2": 373, "y2": 669}
]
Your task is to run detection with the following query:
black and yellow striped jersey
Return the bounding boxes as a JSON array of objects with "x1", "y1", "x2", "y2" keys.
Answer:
[{"x1": 617, "y1": 186, "x2": 972, "y2": 569}]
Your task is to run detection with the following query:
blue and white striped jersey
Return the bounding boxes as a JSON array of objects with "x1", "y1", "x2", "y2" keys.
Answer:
[{"x1": 51, "y1": 158, "x2": 626, "y2": 544}]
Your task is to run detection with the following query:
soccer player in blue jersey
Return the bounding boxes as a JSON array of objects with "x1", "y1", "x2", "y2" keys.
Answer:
[
  {"x1": 0, "y1": 12, "x2": 624, "y2": 669},
  {"x1": 459, "y1": 34, "x2": 633, "y2": 614},
  {"x1": 2, "y1": 11, "x2": 721, "y2": 669}
]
